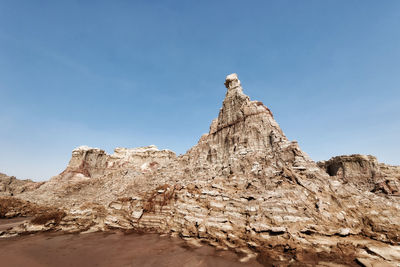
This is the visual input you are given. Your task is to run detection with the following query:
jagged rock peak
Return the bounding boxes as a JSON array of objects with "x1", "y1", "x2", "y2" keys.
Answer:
[
  {"x1": 224, "y1": 73, "x2": 242, "y2": 92},
  {"x1": 217, "y1": 73, "x2": 250, "y2": 130},
  {"x1": 187, "y1": 73, "x2": 320, "y2": 178}
]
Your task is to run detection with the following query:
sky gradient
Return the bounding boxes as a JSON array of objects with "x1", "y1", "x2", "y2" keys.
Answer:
[{"x1": 1, "y1": 1, "x2": 399, "y2": 181}]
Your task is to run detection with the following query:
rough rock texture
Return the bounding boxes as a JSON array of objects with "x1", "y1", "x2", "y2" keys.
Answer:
[
  {"x1": 0, "y1": 173, "x2": 40, "y2": 197},
  {"x1": 377, "y1": 163, "x2": 400, "y2": 195},
  {"x1": 1, "y1": 73, "x2": 400, "y2": 266},
  {"x1": 318, "y1": 154, "x2": 400, "y2": 195}
]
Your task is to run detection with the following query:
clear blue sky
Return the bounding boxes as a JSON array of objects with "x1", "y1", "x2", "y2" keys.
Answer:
[{"x1": 1, "y1": 1, "x2": 399, "y2": 181}]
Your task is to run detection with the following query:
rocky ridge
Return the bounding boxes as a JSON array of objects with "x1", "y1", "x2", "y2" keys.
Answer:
[
  {"x1": 0, "y1": 173, "x2": 41, "y2": 197},
  {"x1": 1, "y1": 74, "x2": 400, "y2": 266},
  {"x1": 318, "y1": 154, "x2": 400, "y2": 195}
]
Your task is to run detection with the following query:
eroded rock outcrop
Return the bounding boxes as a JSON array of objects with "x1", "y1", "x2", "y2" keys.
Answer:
[
  {"x1": 0, "y1": 173, "x2": 40, "y2": 197},
  {"x1": 2, "y1": 73, "x2": 400, "y2": 266},
  {"x1": 184, "y1": 73, "x2": 319, "y2": 179},
  {"x1": 61, "y1": 145, "x2": 176, "y2": 180},
  {"x1": 377, "y1": 163, "x2": 400, "y2": 195},
  {"x1": 318, "y1": 154, "x2": 400, "y2": 195}
]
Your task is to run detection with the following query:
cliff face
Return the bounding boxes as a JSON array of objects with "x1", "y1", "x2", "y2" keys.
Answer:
[
  {"x1": 318, "y1": 154, "x2": 400, "y2": 195},
  {"x1": 61, "y1": 145, "x2": 176, "y2": 180},
  {"x1": 2, "y1": 74, "x2": 400, "y2": 266}
]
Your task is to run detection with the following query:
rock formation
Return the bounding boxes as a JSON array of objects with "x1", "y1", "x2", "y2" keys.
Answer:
[
  {"x1": 0, "y1": 173, "x2": 40, "y2": 197},
  {"x1": 1, "y1": 74, "x2": 400, "y2": 266},
  {"x1": 318, "y1": 154, "x2": 400, "y2": 195}
]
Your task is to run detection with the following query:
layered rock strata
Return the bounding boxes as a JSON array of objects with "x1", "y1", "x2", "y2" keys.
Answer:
[
  {"x1": 1, "y1": 74, "x2": 400, "y2": 266},
  {"x1": 318, "y1": 154, "x2": 400, "y2": 195}
]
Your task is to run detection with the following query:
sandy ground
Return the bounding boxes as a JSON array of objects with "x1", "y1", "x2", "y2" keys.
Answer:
[{"x1": 0, "y1": 228, "x2": 262, "y2": 267}]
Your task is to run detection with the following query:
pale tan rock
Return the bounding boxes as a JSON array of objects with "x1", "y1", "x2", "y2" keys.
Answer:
[
  {"x1": 318, "y1": 154, "x2": 400, "y2": 195},
  {"x1": 0, "y1": 173, "x2": 40, "y2": 196},
  {"x1": 1, "y1": 73, "x2": 400, "y2": 266}
]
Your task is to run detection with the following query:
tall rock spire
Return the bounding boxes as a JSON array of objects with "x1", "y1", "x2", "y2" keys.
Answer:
[
  {"x1": 217, "y1": 73, "x2": 250, "y2": 131},
  {"x1": 185, "y1": 73, "x2": 318, "y2": 178}
]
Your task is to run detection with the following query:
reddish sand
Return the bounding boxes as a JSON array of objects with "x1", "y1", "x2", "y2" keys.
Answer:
[{"x1": 0, "y1": 230, "x2": 262, "y2": 267}]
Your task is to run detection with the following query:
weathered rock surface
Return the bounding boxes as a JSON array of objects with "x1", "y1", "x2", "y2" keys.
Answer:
[
  {"x1": 0, "y1": 173, "x2": 40, "y2": 197},
  {"x1": 318, "y1": 154, "x2": 400, "y2": 195},
  {"x1": 1, "y1": 73, "x2": 400, "y2": 266}
]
